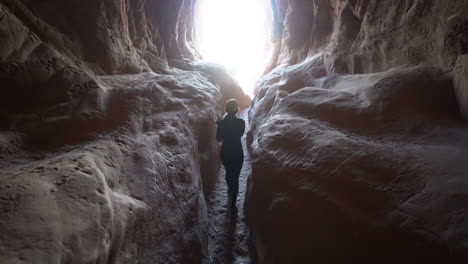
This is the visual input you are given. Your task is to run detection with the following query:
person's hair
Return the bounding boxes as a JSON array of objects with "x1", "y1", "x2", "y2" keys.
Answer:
[{"x1": 225, "y1": 99, "x2": 238, "y2": 114}]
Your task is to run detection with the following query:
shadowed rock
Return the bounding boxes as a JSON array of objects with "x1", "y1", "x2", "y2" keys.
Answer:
[
  {"x1": 0, "y1": 1, "x2": 249, "y2": 263},
  {"x1": 247, "y1": 1, "x2": 468, "y2": 263}
]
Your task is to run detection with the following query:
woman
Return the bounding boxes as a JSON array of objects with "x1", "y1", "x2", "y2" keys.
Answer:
[{"x1": 216, "y1": 99, "x2": 245, "y2": 213}]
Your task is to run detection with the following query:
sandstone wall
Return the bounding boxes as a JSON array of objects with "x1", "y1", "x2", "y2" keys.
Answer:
[
  {"x1": 272, "y1": 0, "x2": 468, "y2": 73},
  {"x1": 0, "y1": 0, "x2": 249, "y2": 263},
  {"x1": 247, "y1": 0, "x2": 468, "y2": 263}
]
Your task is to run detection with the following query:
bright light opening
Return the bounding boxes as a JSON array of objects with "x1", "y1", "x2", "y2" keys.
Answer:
[{"x1": 196, "y1": 0, "x2": 272, "y2": 98}]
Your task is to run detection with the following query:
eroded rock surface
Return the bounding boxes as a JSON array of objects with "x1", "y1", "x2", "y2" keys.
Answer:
[
  {"x1": 248, "y1": 0, "x2": 468, "y2": 263},
  {"x1": 272, "y1": 0, "x2": 468, "y2": 73},
  {"x1": 0, "y1": 1, "x2": 249, "y2": 263}
]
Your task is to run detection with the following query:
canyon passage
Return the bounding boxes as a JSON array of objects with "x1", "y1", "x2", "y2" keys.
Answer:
[{"x1": 1, "y1": 0, "x2": 468, "y2": 264}]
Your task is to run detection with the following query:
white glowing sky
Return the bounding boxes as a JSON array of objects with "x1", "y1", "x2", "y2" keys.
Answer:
[{"x1": 196, "y1": 0, "x2": 272, "y2": 97}]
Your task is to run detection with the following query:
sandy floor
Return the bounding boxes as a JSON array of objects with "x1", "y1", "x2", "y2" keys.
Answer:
[{"x1": 204, "y1": 110, "x2": 252, "y2": 264}]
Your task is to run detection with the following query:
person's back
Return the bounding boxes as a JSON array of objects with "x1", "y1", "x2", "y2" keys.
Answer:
[{"x1": 216, "y1": 114, "x2": 245, "y2": 159}]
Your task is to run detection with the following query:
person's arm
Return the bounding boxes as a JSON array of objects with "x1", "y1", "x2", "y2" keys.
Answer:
[
  {"x1": 239, "y1": 119, "x2": 245, "y2": 137},
  {"x1": 216, "y1": 120, "x2": 223, "y2": 142}
]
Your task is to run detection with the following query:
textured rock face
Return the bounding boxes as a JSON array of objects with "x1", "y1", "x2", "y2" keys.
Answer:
[
  {"x1": 1, "y1": 72, "x2": 220, "y2": 264},
  {"x1": 0, "y1": 1, "x2": 249, "y2": 263},
  {"x1": 247, "y1": 0, "x2": 468, "y2": 263},
  {"x1": 272, "y1": 0, "x2": 468, "y2": 73}
]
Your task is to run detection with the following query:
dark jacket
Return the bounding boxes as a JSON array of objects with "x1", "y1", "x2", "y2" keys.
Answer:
[{"x1": 216, "y1": 114, "x2": 245, "y2": 160}]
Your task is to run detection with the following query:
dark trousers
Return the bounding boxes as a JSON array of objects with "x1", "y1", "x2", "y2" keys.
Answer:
[{"x1": 221, "y1": 155, "x2": 243, "y2": 204}]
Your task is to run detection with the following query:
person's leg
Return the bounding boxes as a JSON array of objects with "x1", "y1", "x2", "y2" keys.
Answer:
[
  {"x1": 224, "y1": 163, "x2": 233, "y2": 200},
  {"x1": 229, "y1": 158, "x2": 244, "y2": 210},
  {"x1": 221, "y1": 154, "x2": 232, "y2": 200},
  {"x1": 224, "y1": 161, "x2": 237, "y2": 211}
]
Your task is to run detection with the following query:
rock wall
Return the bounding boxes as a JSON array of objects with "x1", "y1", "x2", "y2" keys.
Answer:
[
  {"x1": 272, "y1": 0, "x2": 468, "y2": 73},
  {"x1": 0, "y1": 0, "x2": 249, "y2": 263},
  {"x1": 247, "y1": 0, "x2": 468, "y2": 263}
]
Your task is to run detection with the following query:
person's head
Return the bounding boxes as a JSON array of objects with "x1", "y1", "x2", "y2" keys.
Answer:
[{"x1": 225, "y1": 99, "x2": 239, "y2": 115}]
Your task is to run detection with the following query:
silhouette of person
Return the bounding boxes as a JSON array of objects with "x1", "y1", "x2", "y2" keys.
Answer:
[{"x1": 216, "y1": 99, "x2": 245, "y2": 213}]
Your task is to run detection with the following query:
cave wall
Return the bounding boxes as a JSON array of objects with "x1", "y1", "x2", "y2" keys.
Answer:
[
  {"x1": 273, "y1": 0, "x2": 468, "y2": 73},
  {"x1": 247, "y1": 0, "x2": 468, "y2": 263},
  {"x1": 0, "y1": 0, "x2": 249, "y2": 263},
  {"x1": 0, "y1": 0, "x2": 197, "y2": 75}
]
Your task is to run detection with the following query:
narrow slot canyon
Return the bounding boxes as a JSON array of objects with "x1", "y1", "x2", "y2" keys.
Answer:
[{"x1": 1, "y1": 1, "x2": 468, "y2": 264}]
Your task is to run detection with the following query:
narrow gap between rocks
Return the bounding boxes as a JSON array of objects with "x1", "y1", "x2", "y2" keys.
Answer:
[{"x1": 195, "y1": 0, "x2": 273, "y2": 97}]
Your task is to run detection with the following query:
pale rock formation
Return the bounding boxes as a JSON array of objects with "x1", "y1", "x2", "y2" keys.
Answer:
[
  {"x1": 273, "y1": 0, "x2": 468, "y2": 73},
  {"x1": 0, "y1": 0, "x2": 249, "y2": 263},
  {"x1": 247, "y1": 0, "x2": 468, "y2": 263}
]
